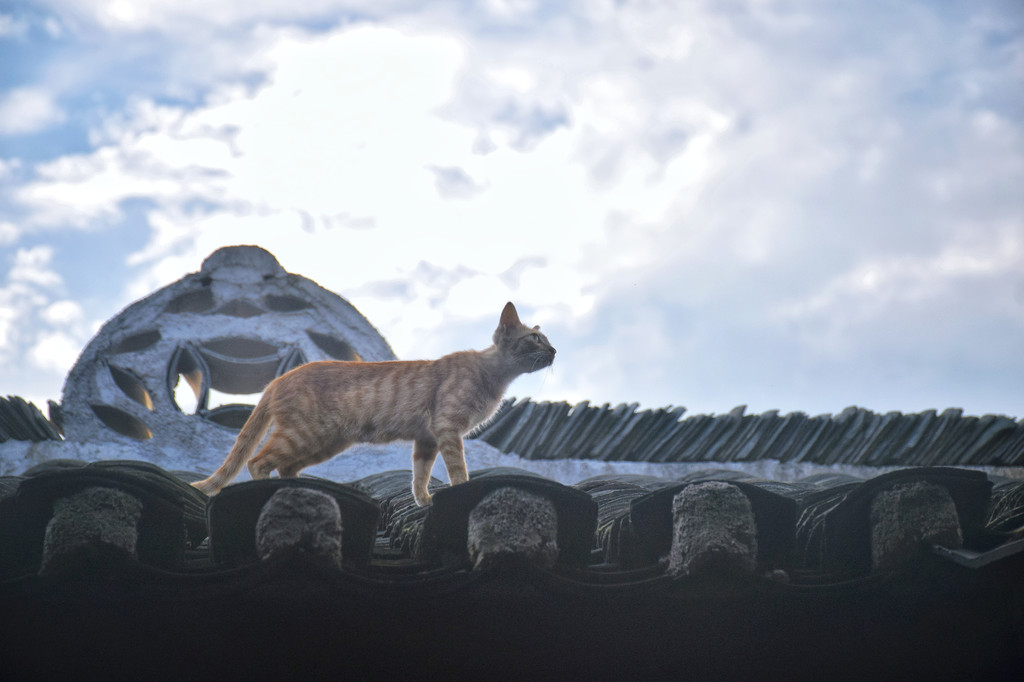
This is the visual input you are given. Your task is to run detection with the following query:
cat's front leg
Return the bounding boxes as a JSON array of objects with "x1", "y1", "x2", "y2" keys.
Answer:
[
  {"x1": 412, "y1": 438, "x2": 439, "y2": 506},
  {"x1": 437, "y1": 431, "x2": 469, "y2": 487}
]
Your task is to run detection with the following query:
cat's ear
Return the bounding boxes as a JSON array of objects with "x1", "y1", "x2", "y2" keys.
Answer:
[
  {"x1": 499, "y1": 302, "x2": 522, "y2": 329},
  {"x1": 532, "y1": 325, "x2": 540, "y2": 331},
  {"x1": 494, "y1": 302, "x2": 522, "y2": 345}
]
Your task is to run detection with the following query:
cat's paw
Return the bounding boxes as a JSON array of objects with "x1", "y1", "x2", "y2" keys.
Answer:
[{"x1": 412, "y1": 484, "x2": 432, "y2": 506}]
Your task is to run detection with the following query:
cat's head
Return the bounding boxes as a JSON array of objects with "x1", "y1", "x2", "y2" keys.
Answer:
[{"x1": 493, "y1": 302, "x2": 556, "y2": 372}]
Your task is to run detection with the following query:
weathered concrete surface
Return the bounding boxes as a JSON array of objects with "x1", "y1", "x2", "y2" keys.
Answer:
[
  {"x1": 667, "y1": 481, "x2": 758, "y2": 577},
  {"x1": 52, "y1": 245, "x2": 395, "y2": 473},
  {"x1": 870, "y1": 480, "x2": 963, "y2": 572},
  {"x1": 467, "y1": 486, "x2": 559, "y2": 570},
  {"x1": 255, "y1": 487, "x2": 344, "y2": 567},
  {"x1": 40, "y1": 486, "x2": 143, "y2": 572}
]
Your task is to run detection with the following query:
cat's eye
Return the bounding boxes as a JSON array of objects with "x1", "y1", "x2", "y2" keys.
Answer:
[{"x1": 530, "y1": 333, "x2": 541, "y2": 342}]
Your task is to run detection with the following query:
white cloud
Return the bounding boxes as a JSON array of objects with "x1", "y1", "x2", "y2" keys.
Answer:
[
  {"x1": 29, "y1": 330, "x2": 81, "y2": 372},
  {"x1": 41, "y1": 299, "x2": 84, "y2": 325},
  {"x1": 43, "y1": 17, "x2": 64, "y2": 38},
  {"x1": 0, "y1": 158, "x2": 21, "y2": 179},
  {"x1": 0, "y1": 246, "x2": 96, "y2": 405},
  {"x1": 0, "y1": 246, "x2": 61, "y2": 355},
  {"x1": 4, "y1": 2, "x2": 1023, "y2": 416},
  {"x1": 8, "y1": 245, "x2": 63, "y2": 287},
  {"x1": 0, "y1": 14, "x2": 30, "y2": 37},
  {"x1": 13, "y1": 23, "x2": 624, "y2": 341},
  {"x1": 484, "y1": 0, "x2": 538, "y2": 20},
  {"x1": 0, "y1": 222, "x2": 18, "y2": 245},
  {"x1": 0, "y1": 88, "x2": 66, "y2": 135},
  {"x1": 773, "y1": 223, "x2": 1024, "y2": 353},
  {"x1": 43, "y1": 0, "x2": 411, "y2": 31}
]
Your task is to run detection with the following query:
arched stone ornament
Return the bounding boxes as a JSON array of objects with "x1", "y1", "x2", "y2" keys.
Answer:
[{"x1": 53, "y1": 246, "x2": 396, "y2": 473}]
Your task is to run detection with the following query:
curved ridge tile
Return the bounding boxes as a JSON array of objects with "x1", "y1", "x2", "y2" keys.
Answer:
[{"x1": 207, "y1": 478, "x2": 379, "y2": 568}]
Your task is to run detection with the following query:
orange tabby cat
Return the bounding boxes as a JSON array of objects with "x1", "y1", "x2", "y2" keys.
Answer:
[{"x1": 192, "y1": 302, "x2": 555, "y2": 505}]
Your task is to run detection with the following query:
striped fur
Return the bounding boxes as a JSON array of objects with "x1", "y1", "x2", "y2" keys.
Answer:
[{"x1": 192, "y1": 302, "x2": 555, "y2": 505}]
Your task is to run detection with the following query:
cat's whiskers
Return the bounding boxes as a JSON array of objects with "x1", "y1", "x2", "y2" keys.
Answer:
[
  {"x1": 541, "y1": 364, "x2": 555, "y2": 384},
  {"x1": 524, "y1": 349, "x2": 554, "y2": 373}
]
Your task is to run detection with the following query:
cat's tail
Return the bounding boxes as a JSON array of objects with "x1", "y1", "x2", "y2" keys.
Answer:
[{"x1": 192, "y1": 398, "x2": 274, "y2": 496}]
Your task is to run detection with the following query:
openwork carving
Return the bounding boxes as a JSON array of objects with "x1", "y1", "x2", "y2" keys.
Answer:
[
  {"x1": 306, "y1": 330, "x2": 361, "y2": 361},
  {"x1": 59, "y1": 246, "x2": 396, "y2": 470},
  {"x1": 199, "y1": 337, "x2": 281, "y2": 395}
]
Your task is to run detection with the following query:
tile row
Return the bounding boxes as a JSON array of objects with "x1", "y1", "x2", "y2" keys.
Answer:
[
  {"x1": 473, "y1": 399, "x2": 1024, "y2": 466},
  {"x1": 2, "y1": 459, "x2": 1020, "y2": 584}
]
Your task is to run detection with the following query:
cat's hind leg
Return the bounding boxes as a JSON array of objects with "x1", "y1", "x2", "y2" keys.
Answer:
[
  {"x1": 412, "y1": 438, "x2": 438, "y2": 506},
  {"x1": 247, "y1": 432, "x2": 293, "y2": 479},
  {"x1": 276, "y1": 441, "x2": 352, "y2": 478},
  {"x1": 437, "y1": 431, "x2": 469, "y2": 487}
]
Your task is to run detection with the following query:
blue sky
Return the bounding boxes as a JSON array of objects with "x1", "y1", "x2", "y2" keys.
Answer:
[{"x1": 1, "y1": 0, "x2": 1022, "y2": 419}]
